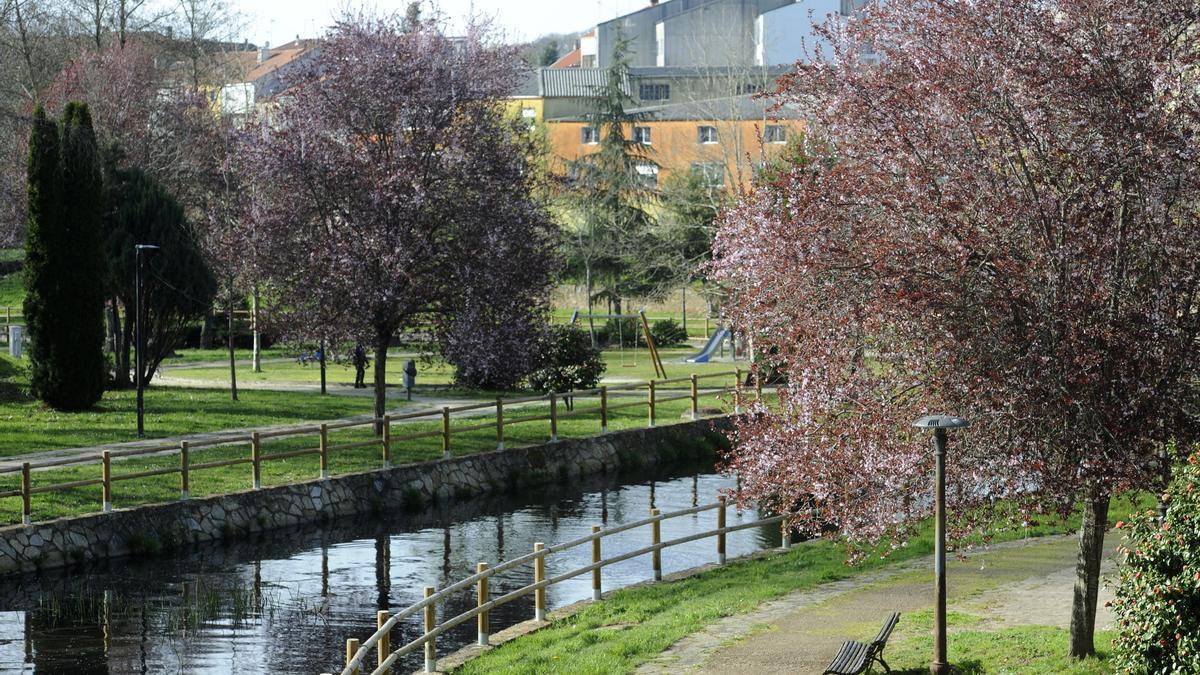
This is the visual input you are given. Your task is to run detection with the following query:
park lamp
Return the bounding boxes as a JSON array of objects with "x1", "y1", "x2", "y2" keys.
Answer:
[
  {"x1": 912, "y1": 414, "x2": 969, "y2": 675},
  {"x1": 135, "y1": 244, "x2": 161, "y2": 439}
]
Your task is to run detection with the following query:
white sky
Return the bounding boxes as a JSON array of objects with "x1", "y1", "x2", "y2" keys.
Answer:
[{"x1": 236, "y1": 0, "x2": 652, "y2": 49}]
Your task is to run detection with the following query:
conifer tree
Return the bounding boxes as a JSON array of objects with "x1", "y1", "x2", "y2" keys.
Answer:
[{"x1": 23, "y1": 103, "x2": 107, "y2": 410}]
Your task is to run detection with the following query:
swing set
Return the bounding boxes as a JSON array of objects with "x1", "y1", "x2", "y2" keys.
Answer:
[{"x1": 569, "y1": 308, "x2": 666, "y2": 379}]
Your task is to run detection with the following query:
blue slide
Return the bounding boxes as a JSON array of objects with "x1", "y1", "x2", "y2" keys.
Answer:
[{"x1": 686, "y1": 328, "x2": 730, "y2": 363}]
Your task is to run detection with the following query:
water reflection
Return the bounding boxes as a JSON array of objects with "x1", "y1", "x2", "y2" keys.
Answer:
[{"x1": 0, "y1": 463, "x2": 779, "y2": 674}]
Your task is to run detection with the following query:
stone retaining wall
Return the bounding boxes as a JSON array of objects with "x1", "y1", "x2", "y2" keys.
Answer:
[{"x1": 0, "y1": 417, "x2": 731, "y2": 577}]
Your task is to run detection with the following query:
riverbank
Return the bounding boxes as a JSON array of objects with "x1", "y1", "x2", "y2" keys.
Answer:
[
  {"x1": 0, "y1": 416, "x2": 733, "y2": 577},
  {"x1": 449, "y1": 495, "x2": 1145, "y2": 674}
]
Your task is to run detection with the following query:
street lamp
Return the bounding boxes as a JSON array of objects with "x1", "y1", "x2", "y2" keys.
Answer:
[
  {"x1": 135, "y1": 244, "x2": 160, "y2": 438},
  {"x1": 912, "y1": 414, "x2": 969, "y2": 675}
]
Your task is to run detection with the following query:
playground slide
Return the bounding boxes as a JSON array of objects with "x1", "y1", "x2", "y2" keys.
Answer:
[{"x1": 686, "y1": 328, "x2": 730, "y2": 363}]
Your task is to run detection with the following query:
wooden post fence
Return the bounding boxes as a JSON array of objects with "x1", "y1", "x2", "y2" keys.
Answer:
[
  {"x1": 441, "y1": 407, "x2": 451, "y2": 459},
  {"x1": 423, "y1": 586, "x2": 436, "y2": 673},
  {"x1": 648, "y1": 380, "x2": 656, "y2": 427},
  {"x1": 21, "y1": 462, "x2": 31, "y2": 525},
  {"x1": 591, "y1": 525, "x2": 602, "y2": 601},
  {"x1": 345, "y1": 638, "x2": 360, "y2": 675},
  {"x1": 651, "y1": 508, "x2": 662, "y2": 581},
  {"x1": 382, "y1": 416, "x2": 392, "y2": 468},
  {"x1": 319, "y1": 424, "x2": 329, "y2": 479},
  {"x1": 735, "y1": 368, "x2": 743, "y2": 414},
  {"x1": 495, "y1": 398, "x2": 504, "y2": 450},
  {"x1": 251, "y1": 432, "x2": 261, "y2": 489},
  {"x1": 550, "y1": 393, "x2": 558, "y2": 442},
  {"x1": 477, "y1": 562, "x2": 489, "y2": 646},
  {"x1": 377, "y1": 610, "x2": 390, "y2": 673},
  {"x1": 534, "y1": 542, "x2": 546, "y2": 621},
  {"x1": 690, "y1": 374, "x2": 699, "y2": 420},
  {"x1": 180, "y1": 441, "x2": 190, "y2": 500},
  {"x1": 102, "y1": 450, "x2": 112, "y2": 513},
  {"x1": 600, "y1": 386, "x2": 608, "y2": 433},
  {"x1": 717, "y1": 496, "x2": 727, "y2": 564}
]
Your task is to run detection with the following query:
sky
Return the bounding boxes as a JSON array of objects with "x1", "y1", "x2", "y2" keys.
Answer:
[{"x1": 238, "y1": 0, "x2": 652, "y2": 49}]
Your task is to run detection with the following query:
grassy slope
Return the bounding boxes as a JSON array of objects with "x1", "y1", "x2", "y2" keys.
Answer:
[
  {"x1": 0, "y1": 272, "x2": 22, "y2": 310},
  {"x1": 456, "y1": 495, "x2": 1148, "y2": 675}
]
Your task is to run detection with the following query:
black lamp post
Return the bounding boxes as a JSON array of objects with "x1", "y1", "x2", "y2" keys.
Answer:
[
  {"x1": 912, "y1": 414, "x2": 969, "y2": 675},
  {"x1": 135, "y1": 244, "x2": 160, "y2": 438}
]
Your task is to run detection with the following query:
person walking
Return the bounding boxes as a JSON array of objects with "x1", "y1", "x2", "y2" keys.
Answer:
[{"x1": 352, "y1": 344, "x2": 369, "y2": 389}]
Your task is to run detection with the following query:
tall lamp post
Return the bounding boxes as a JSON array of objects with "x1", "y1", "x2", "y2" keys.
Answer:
[
  {"x1": 912, "y1": 414, "x2": 969, "y2": 675},
  {"x1": 135, "y1": 244, "x2": 160, "y2": 438}
]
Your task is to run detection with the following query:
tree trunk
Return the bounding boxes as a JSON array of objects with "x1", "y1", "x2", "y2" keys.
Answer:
[
  {"x1": 227, "y1": 295, "x2": 238, "y2": 401},
  {"x1": 251, "y1": 283, "x2": 261, "y2": 373},
  {"x1": 1069, "y1": 492, "x2": 1110, "y2": 659},
  {"x1": 200, "y1": 309, "x2": 214, "y2": 349},
  {"x1": 114, "y1": 304, "x2": 133, "y2": 388},
  {"x1": 586, "y1": 264, "x2": 596, "y2": 348},
  {"x1": 373, "y1": 328, "x2": 390, "y2": 435}
]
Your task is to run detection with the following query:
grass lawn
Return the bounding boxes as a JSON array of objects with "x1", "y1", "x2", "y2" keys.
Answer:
[
  {"x1": 163, "y1": 348, "x2": 741, "y2": 389},
  {"x1": 0, "y1": 355, "x2": 381, "y2": 458},
  {"x1": 0, "y1": 272, "x2": 22, "y2": 311},
  {"x1": 0, "y1": 363, "x2": 733, "y2": 524},
  {"x1": 885, "y1": 612, "x2": 1115, "y2": 673},
  {"x1": 455, "y1": 494, "x2": 1146, "y2": 675}
]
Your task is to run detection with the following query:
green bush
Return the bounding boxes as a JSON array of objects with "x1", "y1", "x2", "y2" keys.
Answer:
[
  {"x1": 651, "y1": 318, "x2": 689, "y2": 346},
  {"x1": 526, "y1": 325, "x2": 606, "y2": 393},
  {"x1": 1111, "y1": 445, "x2": 1200, "y2": 673},
  {"x1": 598, "y1": 317, "x2": 641, "y2": 348}
]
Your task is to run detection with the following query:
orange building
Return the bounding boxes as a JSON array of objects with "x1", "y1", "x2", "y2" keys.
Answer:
[{"x1": 546, "y1": 94, "x2": 804, "y2": 190}]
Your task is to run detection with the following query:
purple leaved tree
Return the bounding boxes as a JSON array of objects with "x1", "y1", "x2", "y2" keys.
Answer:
[
  {"x1": 711, "y1": 0, "x2": 1200, "y2": 659},
  {"x1": 239, "y1": 12, "x2": 557, "y2": 424}
]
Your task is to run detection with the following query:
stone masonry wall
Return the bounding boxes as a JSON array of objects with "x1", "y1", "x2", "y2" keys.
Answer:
[{"x1": 0, "y1": 417, "x2": 732, "y2": 578}]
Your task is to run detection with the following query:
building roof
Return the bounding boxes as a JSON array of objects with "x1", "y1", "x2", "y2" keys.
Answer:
[
  {"x1": 548, "y1": 94, "x2": 805, "y2": 122},
  {"x1": 629, "y1": 94, "x2": 805, "y2": 120},
  {"x1": 538, "y1": 68, "x2": 631, "y2": 98},
  {"x1": 550, "y1": 48, "x2": 582, "y2": 69}
]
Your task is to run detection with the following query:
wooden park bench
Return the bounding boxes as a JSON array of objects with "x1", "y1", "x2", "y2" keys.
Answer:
[{"x1": 823, "y1": 612, "x2": 900, "y2": 674}]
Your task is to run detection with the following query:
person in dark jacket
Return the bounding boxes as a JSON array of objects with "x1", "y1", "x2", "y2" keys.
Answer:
[{"x1": 352, "y1": 344, "x2": 369, "y2": 388}]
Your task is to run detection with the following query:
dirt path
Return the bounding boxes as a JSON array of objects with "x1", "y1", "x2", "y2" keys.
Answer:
[{"x1": 638, "y1": 532, "x2": 1117, "y2": 674}]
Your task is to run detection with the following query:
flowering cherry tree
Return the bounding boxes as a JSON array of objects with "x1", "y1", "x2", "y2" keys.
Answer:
[
  {"x1": 711, "y1": 0, "x2": 1200, "y2": 658},
  {"x1": 240, "y1": 13, "x2": 557, "y2": 421}
]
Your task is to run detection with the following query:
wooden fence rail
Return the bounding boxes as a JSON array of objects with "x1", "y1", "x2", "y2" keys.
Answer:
[
  {"x1": 2, "y1": 370, "x2": 765, "y2": 525},
  {"x1": 335, "y1": 497, "x2": 789, "y2": 675}
]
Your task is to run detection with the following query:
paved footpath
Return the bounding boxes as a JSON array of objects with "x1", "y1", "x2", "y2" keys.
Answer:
[{"x1": 638, "y1": 532, "x2": 1117, "y2": 674}]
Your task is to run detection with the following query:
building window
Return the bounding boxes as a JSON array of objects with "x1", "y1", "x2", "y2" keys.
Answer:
[
  {"x1": 581, "y1": 127, "x2": 600, "y2": 145},
  {"x1": 639, "y1": 83, "x2": 670, "y2": 101},
  {"x1": 633, "y1": 126, "x2": 652, "y2": 145},
  {"x1": 765, "y1": 125, "x2": 787, "y2": 144},
  {"x1": 691, "y1": 162, "x2": 725, "y2": 188},
  {"x1": 737, "y1": 83, "x2": 761, "y2": 95},
  {"x1": 635, "y1": 161, "x2": 660, "y2": 188},
  {"x1": 697, "y1": 126, "x2": 718, "y2": 144}
]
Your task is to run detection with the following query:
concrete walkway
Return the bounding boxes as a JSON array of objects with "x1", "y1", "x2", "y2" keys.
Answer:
[{"x1": 638, "y1": 532, "x2": 1117, "y2": 674}]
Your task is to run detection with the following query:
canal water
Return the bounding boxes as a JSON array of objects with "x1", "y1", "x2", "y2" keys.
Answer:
[{"x1": 0, "y1": 463, "x2": 779, "y2": 674}]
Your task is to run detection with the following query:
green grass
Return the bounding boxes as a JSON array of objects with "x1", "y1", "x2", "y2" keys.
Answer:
[
  {"x1": 885, "y1": 612, "x2": 1114, "y2": 674},
  {"x1": 0, "y1": 272, "x2": 22, "y2": 310},
  {"x1": 454, "y1": 492, "x2": 1146, "y2": 675},
  {"x1": 456, "y1": 538, "x2": 938, "y2": 675},
  {"x1": 163, "y1": 348, "x2": 741, "y2": 389},
  {"x1": 0, "y1": 373, "x2": 733, "y2": 524}
]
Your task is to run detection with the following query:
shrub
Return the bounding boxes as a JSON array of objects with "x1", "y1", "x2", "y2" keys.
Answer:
[
  {"x1": 526, "y1": 325, "x2": 606, "y2": 393},
  {"x1": 1111, "y1": 445, "x2": 1200, "y2": 674},
  {"x1": 651, "y1": 318, "x2": 689, "y2": 346},
  {"x1": 598, "y1": 317, "x2": 641, "y2": 348}
]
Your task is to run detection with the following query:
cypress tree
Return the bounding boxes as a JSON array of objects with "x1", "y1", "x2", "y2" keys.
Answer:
[
  {"x1": 23, "y1": 107, "x2": 63, "y2": 404},
  {"x1": 23, "y1": 103, "x2": 107, "y2": 410}
]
